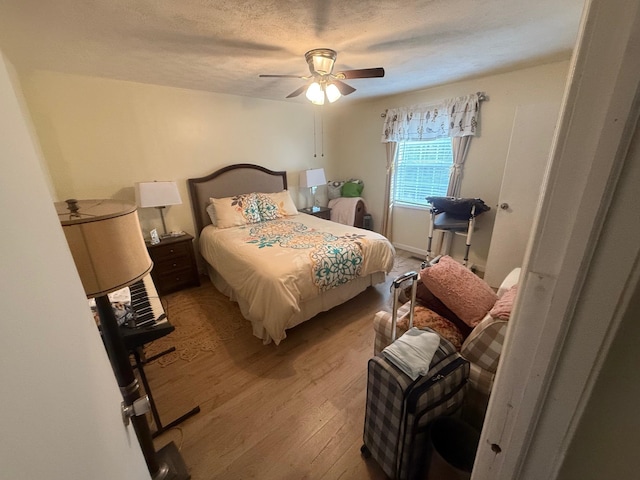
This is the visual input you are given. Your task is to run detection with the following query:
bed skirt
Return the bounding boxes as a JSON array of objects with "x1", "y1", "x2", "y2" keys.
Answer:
[{"x1": 205, "y1": 263, "x2": 385, "y2": 344}]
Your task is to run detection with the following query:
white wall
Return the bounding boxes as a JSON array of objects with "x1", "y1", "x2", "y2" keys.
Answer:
[
  {"x1": 19, "y1": 70, "x2": 328, "y2": 239},
  {"x1": 18, "y1": 62, "x2": 569, "y2": 269},
  {"x1": 0, "y1": 53, "x2": 150, "y2": 479},
  {"x1": 326, "y1": 61, "x2": 570, "y2": 268}
]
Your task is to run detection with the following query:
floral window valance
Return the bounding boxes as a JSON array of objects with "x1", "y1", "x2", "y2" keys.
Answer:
[{"x1": 381, "y1": 93, "x2": 480, "y2": 142}]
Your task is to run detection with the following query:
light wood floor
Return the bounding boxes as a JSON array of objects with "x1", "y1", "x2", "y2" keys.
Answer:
[{"x1": 147, "y1": 250, "x2": 424, "y2": 479}]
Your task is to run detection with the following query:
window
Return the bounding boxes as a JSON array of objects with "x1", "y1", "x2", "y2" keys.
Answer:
[{"x1": 393, "y1": 138, "x2": 453, "y2": 207}]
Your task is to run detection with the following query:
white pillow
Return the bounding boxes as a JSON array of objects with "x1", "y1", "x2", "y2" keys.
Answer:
[
  {"x1": 327, "y1": 181, "x2": 345, "y2": 200},
  {"x1": 206, "y1": 202, "x2": 217, "y2": 226}
]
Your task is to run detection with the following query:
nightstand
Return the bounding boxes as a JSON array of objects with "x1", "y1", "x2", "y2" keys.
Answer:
[
  {"x1": 299, "y1": 206, "x2": 331, "y2": 220},
  {"x1": 146, "y1": 234, "x2": 200, "y2": 296}
]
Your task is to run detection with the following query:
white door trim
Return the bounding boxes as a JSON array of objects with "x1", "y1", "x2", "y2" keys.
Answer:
[{"x1": 472, "y1": 0, "x2": 640, "y2": 478}]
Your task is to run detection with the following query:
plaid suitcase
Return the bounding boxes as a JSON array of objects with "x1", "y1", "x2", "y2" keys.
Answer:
[{"x1": 362, "y1": 272, "x2": 469, "y2": 479}]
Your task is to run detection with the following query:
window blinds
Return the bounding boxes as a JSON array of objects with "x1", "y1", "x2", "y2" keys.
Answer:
[{"x1": 393, "y1": 139, "x2": 453, "y2": 207}]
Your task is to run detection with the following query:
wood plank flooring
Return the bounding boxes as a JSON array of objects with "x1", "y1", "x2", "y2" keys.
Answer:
[{"x1": 147, "y1": 251, "x2": 423, "y2": 480}]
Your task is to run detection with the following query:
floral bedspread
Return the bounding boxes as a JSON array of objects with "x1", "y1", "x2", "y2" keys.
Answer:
[
  {"x1": 199, "y1": 214, "x2": 395, "y2": 344},
  {"x1": 246, "y1": 220, "x2": 369, "y2": 291}
]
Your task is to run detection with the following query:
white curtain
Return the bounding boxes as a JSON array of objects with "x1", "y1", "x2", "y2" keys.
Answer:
[
  {"x1": 381, "y1": 104, "x2": 448, "y2": 142},
  {"x1": 381, "y1": 142, "x2": 397, "y2": 240},
  {"x1": 381, "y1": 93, "x2": 479, "y2": 143},
  {"x1": 448, "y1": 135, "x2": 472, "y2": 197},
  {"x1": 380, "y1": 93, "x2": 481, "y2": 247}
]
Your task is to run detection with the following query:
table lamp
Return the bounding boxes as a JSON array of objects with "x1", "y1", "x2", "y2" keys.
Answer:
[
  {"x1": 299, "y1": 168, "x2": 326, "y2": 211},
  {"x1": 56, "y1": 198, "x2": 189, "y2": 480},
  {"x1": 135, "y1": 181, "x2": 182, "y2": 237}
]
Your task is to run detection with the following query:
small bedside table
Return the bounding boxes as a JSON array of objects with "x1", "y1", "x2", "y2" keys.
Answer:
[
  {"x1": 146, "y1": 233, "x2": 200, "y2": 296},
  {"x1": 299, "y1": 206, "x2": 331, "y2": 220}
]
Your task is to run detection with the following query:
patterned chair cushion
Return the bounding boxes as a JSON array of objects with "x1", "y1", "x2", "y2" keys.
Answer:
[
  {"x1": 468, "y1": 363, "x2": 495, "y2": 396},
  {"x1": 403, "y1": 280, "x2": 473, "y2": 338},
  {"x1": 460, "y1": 315, "x2": 508, "y2": 373},
  {"x1": 397, "y1": 306, "x2": 464, "y2": 350}
]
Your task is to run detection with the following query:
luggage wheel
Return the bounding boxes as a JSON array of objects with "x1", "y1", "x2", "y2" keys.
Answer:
[{"x1": 360, "y1": 444, "x2": 371, "y2": 459}]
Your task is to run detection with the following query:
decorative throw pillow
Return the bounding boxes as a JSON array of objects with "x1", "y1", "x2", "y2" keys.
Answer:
[
  {"x1": 342, "y1": 181, "x2": 364, "y2": 197},
  {"x1": 205, "y1": 202, "x2": 217, "y2": 226},
  {"x1": 327, "y1": 181, "x2": 345, "y2": 200},
  {"x1": 420, "y1": 255, "x2": 498, "y2": 328},
  {"x1": 254, "y1": 191, "x2": 299, "y2": 220},
  {"x1": 489, "y1": 284, "x2": 518, "y2": 320},
  {"x1": 210, "y1": 193, "x2": 261, "y2": 228},
  {"x1": 397, "y1": 305, "x2": 464, "y2": 350},
  {"x1": 404, "y1": 280, "x2": 473, "y2": 338}
]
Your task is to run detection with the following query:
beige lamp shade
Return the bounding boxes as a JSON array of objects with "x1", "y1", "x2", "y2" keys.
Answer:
[
  {"x1": 134, "y1": 181, "x2": 182, "y2": 208},
  {"x1": 55, "y1": 199, "x2": 153, "y2": 298}
]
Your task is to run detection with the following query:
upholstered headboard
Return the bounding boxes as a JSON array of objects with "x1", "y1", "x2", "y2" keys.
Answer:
[{"x1": 187, "y1": 163, "x2": 288, "y2": 234}]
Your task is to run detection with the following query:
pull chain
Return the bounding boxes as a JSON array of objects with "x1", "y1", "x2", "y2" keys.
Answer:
[
  {"x1": 313, "y1": 109, "x2": 317, "y2": 158},
  {"x1": 321, "y1": 108, "x2": 324, "y2": 158}
]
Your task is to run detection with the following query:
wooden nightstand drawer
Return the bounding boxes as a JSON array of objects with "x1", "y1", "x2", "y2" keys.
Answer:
[
  {"x1": 146, "y1": 234, "x2": 200, "y2": 295},
  {"x1": 155, "y1": 267, "x2": 197, "y2": 294},
  {"x1": 149, "y1": 241, "x2": 191, "y2": 263},
  {"x1": 154, "y1": 255, "x2": 193, "y2": 275}
]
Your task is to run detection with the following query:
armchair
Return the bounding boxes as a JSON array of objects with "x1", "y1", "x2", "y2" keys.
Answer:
[{"x1": 373, "y1": 266, "x2": 520, "y2": 426}]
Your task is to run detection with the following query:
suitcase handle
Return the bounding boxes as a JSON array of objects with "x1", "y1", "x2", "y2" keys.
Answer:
[
  {"x1": 390, "y1": 271, "x2": 419, "y2": 342},
  {"x1": 391, "y1": 271, "x2": 419, "y2": 289}
]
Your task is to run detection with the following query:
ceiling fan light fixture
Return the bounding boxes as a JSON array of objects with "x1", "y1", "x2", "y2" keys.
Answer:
[
  {"x1": 325, "y1": 83, "x2": 341, "y2": 103},
  {"x1": 306, "y1": 81, "x2": 324, "y2": 105},
  {"x1": 305, "y1": 48, "x2": 337, "y2": 75},
  {"x1": 265, "y1": 48, "x2": 380, "y2": 102}
]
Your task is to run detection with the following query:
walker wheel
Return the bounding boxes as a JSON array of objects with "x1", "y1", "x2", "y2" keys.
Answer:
[{"x1": 360, "y1": 444, "x2": 371, "y2": 459}]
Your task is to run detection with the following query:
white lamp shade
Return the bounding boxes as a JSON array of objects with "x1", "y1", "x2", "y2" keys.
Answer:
[
  {"x1": 305, "y1": 82, "x2": 325, "y2": 105},
  {"x1": 299, "y1": 168, "x2": 327, "y2": 188},
  {"x1": 135, "y1": 181, "x2": 182, "y2": 208},
  {"x1": 56, "y1": 199, "x2": 153, "y2": 298},
  {"x1": 325, "y1": 83, "x2": 342, "y2": 103}
]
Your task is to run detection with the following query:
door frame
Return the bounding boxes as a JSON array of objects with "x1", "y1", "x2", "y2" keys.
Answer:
[{"x1": 472, "y1": 0, "x2": 640, "y2": 478}]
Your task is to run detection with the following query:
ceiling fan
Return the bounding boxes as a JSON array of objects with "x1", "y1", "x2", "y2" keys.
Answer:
[{"x1": 259, "y1": 48, "x2": 385, "y2": 104}]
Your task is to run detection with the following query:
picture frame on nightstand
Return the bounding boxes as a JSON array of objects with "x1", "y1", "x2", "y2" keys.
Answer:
[{"x1": 149, "y1": 228, "x2": 160, "y2": 245}]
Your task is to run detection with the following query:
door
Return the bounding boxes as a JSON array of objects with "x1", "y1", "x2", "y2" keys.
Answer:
[{"x1": 484, "y1": 102, "x2": 560, "y2": 287}]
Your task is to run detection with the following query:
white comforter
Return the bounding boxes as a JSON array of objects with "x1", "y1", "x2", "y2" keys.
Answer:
[{"x1": 200, "y1": 213, "x2": 395, "y2": 344}]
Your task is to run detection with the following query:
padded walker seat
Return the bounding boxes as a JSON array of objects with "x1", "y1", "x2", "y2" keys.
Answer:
[{"x1": 425, "y1": 196, "x2": 490, "y2": 266}]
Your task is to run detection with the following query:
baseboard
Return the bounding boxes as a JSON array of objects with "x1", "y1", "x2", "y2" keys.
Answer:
[
  {"x1": 392, "y1": 242, "x2": 486, "y2": 275},
  {"x1": 392, "y1": 242, "x2": 427, "y2": 257}
]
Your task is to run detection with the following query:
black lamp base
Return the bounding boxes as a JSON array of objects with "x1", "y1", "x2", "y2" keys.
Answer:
[{"x1": 156, "y1": 441, "x2": 190, "y2": 480}]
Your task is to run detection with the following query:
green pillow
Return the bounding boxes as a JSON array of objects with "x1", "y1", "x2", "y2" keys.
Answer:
[{"x1": 342, "y1": 181, "x2": 364, "y2": 197}]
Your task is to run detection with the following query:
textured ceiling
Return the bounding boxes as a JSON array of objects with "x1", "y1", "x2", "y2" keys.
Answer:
[{"x1": 0, "y1": 0, "x2": 585, "y2": 103}]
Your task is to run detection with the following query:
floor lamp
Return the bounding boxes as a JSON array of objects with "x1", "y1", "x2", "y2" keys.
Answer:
[{"x1": 56, "y1": 199, "x2": 189, "y2": 480}]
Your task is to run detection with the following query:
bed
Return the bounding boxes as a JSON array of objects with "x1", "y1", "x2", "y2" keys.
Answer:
[{"x1": 188, "y1": 163, "x2": 395, "y2": 345}]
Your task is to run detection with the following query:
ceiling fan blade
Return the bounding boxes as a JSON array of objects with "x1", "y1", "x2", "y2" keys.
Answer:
[
  {"x1": 286, "y1": 84, "x2": 309, "y2": 98},
  {"x1": 259, "y1": 74, "x2": 306, "y2": 78},
  {"x1": 337, "y1": 67, "x2": 385, "y2": 79},
  {"x1": 332, "y1": 79, "x2": 356, "y2": 96}
]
